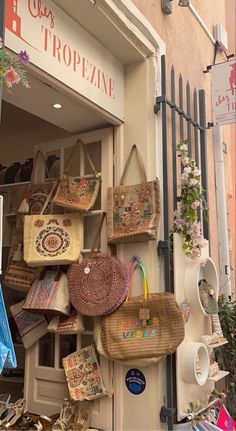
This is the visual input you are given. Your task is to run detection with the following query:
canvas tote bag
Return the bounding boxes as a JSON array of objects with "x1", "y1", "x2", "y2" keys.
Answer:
[
  {"x1": 107, "y1": 144, "x2": 160, "y2": 243},
  {"x1": 24, "y1": 184, "x2": 82, "y2": 267},
  {"x1": 100, "y1": 256, "x2": 185, "y2": 360},
  {"x1": 68, "y1": 213, "x2": 128, "y2": 316},
  {"x1": 53, "y1": 139, "x2": 101, "y2": 212}
]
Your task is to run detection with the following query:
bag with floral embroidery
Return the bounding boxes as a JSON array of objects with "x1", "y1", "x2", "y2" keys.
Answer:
[
  {"x1": 24, "y1": 187, "x2": 82, "y2": 267},
  {"x1": 107, "y1": 144, "x2": 160, "y2": 243}
]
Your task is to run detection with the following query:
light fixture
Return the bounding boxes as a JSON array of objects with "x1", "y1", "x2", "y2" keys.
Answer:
[
  {"x1": 52, "y1": 103, "x2": 63, "y2": 109},
  {"x1": 178, "y1": 0, "x2": 190, "y2": 6}
]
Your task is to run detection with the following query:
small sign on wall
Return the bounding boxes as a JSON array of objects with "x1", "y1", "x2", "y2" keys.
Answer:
[
  {"x1": 125, "y1": 369, "x2": 146, "y2": 395},
  {"x1": 211, "y1": 58, "x2": 236, "y2": 126}
]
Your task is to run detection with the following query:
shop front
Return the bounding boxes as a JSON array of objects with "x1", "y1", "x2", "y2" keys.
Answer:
[{"x1": 0, "y1": 1, "x2": 165, "y2": 430}]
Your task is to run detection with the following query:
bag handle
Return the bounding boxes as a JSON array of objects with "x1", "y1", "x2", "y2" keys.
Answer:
[
  {"x1": 89, "y1": 212, "x2": 107, "y2": 259},
  {"x1": 39, "y1": 180, "x2": 58, "y2": 215},
  {"x1": 126, "y1": 256, "x2": 150, "y2": 301},
  {"x1": 119, "y1": 144, "x2": 147, "y2": 185},
  {"x1": 65, "y1": 139, "x2": 100, "y2": 179},
  {"x1": 30, "y1": 151, "x2": 51, "y2": 185}
]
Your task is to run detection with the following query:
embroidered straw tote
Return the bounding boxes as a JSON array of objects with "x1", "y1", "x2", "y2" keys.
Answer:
[
  {"x1": 18, "y1": 150, "x2": 55, "y2": 215},
  {"x1": 24, "y1": 183, "x2": 82, "y2": 267},
  {"x1": 100, "y1": 256, "x2": 185, "y2": 361},
  {"x1": 62, "y1": 345, "x2": 107, "y2": 401},
  {"x1": 107, "y1": 144, "x2": 160, "y2": 243},
  {"x1": 68, "y1": 212, "x2": 129, "y2": 316},
  {"x1": 23, "y1": 270, "x2": 70, "y2": 316},
  {"x1": 53, "y1": 139, "x2": 101, "y2": 212},
  {"x1": 47, "y1": 310, "x2": 84, "y2": 335}
]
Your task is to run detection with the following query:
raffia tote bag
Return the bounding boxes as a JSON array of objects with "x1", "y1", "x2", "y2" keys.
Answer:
[
  {"x1": 107, "y1": 144, "x2": 160, "y2": 243},
  {"x1": 53, "y1": 139, "x2": 101, "y2": 212},
  {"x1": 68, "y1": 213, "x2": 129, "y2": 316},
  {"x1": 47, "y1": 310, "x2": 84, "y2": 335},
  {"x1": 24, "y1": 184, "x2": 82, "y2": 267},
  {"x1": 100, "y1": 256, "x2": 185, "y2": 360},
  {"x1": 18, "y1": 150, "x2": 56, "y2": 215},
  {"x1": 23, "y1": 270, "x2": 70, "y2": 316}
]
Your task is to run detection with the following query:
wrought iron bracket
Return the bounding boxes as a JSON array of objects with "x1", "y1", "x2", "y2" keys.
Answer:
[
  {"x1": 160, "y1": 405, "x2": 176, "y2": 423},
  {"x1": 154, "y1": 96, "x2": 165, "y2": 113},
  {"x1": 207, "y1": 122, "x2": 214, "y2": 129},
  {"x1": 157, "y1": 240, "x2": 170, "y2": 256}
]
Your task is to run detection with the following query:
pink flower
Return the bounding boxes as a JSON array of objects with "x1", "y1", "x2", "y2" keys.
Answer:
[
  {"x1": 181, "y1": 172, "x2": 189, "y2": 185},
  {"x1": 189, "y1": 178, "x2": 198, "y2": 186},
  {"x1": 180, "y1": 144, "x2": 188, "y2": 152},
  {"x1": 4, "y1": 67, "x2": 21, "y2": 88},
  {"x1": 181, "y1": 157, "x2": 189, "y2": 166},
  {"x1": 184, "y1": 166, "x2": 192, "y2": 174},
  {"x1": 193, "y1": 168, "x2": 201, "y2": 176},
  {"x1": 191, "y1": 201, "x2": 200, "y2": 209},
  {"x1": 18, "y1": 50, "x2": 30, "y2": 64}
]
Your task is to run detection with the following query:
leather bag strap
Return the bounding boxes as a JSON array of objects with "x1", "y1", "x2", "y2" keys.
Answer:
[
  {"x1": 39, "y1": 180, "x2": 58, "y2": 215},
  {"x1": 65, "y1": 139, "x2": 99, "y2": 178},
  {"x1": 89, "y1": 212, "x2": 107, "y2": 258},
  {"x1": 119, "y1": 144, "x2": 147, "y2": 185}
]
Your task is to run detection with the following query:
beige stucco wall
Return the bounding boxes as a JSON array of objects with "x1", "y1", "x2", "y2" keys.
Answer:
[{"x1": 132, "y1": 0, "x2": 230, "y2": 277}]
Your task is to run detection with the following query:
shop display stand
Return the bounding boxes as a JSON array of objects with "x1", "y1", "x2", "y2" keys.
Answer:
[{"x1": 173, "y1": 233, "x2": 229, "y2": 421}]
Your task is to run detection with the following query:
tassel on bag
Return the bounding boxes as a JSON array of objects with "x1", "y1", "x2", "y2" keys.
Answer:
[
  {"x1": 12, "y1": 243, "x2": 23, "y2": 262},
  {"x1": 18, "y1": 198, "x2": 29, "y2": 214}
]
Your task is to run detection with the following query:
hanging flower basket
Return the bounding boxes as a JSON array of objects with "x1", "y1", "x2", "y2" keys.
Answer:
[{"x1": 0, "y1": 37, "x2": 30, "y2": 91}]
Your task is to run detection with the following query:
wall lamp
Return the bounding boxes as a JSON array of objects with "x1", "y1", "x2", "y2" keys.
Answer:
[{"x1": 161, "y1": 0, "x2": 190, "y2": 15}]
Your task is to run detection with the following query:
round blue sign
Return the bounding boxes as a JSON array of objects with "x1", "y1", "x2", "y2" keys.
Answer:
[{"x1": 125, "y1": 368, "x2": 146, "y2": 395}]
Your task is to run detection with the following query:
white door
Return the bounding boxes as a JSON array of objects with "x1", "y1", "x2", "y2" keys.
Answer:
[{"x1": 24, "y1": 128, "x2": 114, "y2": 430}]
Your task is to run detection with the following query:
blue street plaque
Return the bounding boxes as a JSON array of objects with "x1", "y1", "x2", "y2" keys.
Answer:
[{"x1": 125, "y1": 368, "x2": 146, "y2": 395}]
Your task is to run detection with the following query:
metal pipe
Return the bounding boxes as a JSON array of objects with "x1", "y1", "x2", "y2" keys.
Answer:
[
  {"x1": 0, "y1": 0, "x2": 6, "y2": 122},
  {"x1": 213, "y1": 126, "x2": 232, "y2": 298},
  {"x1": 188, "y1": 3, "x2": 216, "y2": 45}
]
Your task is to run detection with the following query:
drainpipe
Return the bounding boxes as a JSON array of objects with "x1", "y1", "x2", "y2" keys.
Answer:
[
  {"x1": 213, "y1": 126, "x2": 232, "y2": 299},
  {"x1": 188, "y1": 3, "x2": 216, "y2": 45}
]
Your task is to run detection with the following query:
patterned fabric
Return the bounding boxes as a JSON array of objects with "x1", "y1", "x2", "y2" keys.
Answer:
[
  {"x1": 24, "y1": 213, "x2": 82, "y2": 266},
  {"x1": 28, "y1": 185, "x2": 53, "y2": 215},
  {"x1": 0, "y1": 284, "x2": 17, "y2": 372},
  {"x1": 10, "y1": 300, "x2": 48, "y2": 349},
  {"x1": 53, "y1": 175, "x2": 100, "y2": 212},
  {"x1": 62, "y1": 345, "x2": 107, "y2": 401},
  {"x1": 107, "y1": 180, "x2": 160, "y2": 243},
  {"x1": 48, "y1": 311, "x2": 84, "y2": 334},
  {"x1": 23, "y1": 271, "x2": 70, "y2": 316}
]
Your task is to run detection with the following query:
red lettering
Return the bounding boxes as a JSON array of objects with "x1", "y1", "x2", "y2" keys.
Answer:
[
  {"x1": 73, "y1": 50, "x2": 80, "y2": 72},
  {"x1": 53, "y1": 35, "x2": 61, "y2": 62},
  {"x1": 82, "y1": 57, "x2": 90, "y2": 80},
  {"x1": 102, "y1": 72, "x2": 108, "y2": 94},
  {"x1": 41, "y1": 25, "x2": 51, "y2": 52},
  {"x1": 63, "y1": 44, "x2": 72, "y2": 67},
  {"x1": 109, "y1": 78, "x2": 115, "y2": 99},
  {"x1": 90, "y1": 65, "x2": 97, "y2": 86},
  {"x1": 97, "y1": 69, "x2": 101, "y2": 89},
  {"x1": 28, "y1": 0, "x2": 55, "y2": 29}
]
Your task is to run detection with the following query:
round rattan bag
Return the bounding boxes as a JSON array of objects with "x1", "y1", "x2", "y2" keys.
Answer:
[{"x1": 68, "y1": 253, "x2": 129, "y2": 316}]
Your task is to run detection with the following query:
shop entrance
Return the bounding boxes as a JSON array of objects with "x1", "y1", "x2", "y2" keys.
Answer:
[{"x1": 0, "y1": 69, "x2": 116, "y2": 430}]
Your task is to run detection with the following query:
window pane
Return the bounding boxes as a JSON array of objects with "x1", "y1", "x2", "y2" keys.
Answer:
[
  {"x1": 84, "y1": 141, "x2": 101, "y2": 174},
  {"x1": 39, "y1": 333, "x2": 55, "y2": 367},
  {"x1": 81, "y1": 334, "x2": 94, "y2": 349},
  {"x1": 83, "y1": 215, "x2": 100, "y2": 249},
  {"x1": 59, "y1": 335, "x2": 77, "y2": 368}
]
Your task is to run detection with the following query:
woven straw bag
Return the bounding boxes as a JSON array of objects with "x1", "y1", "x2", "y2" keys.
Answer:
[
  {"x1": 68, "y1": 213, "x2": 129, "y2": 316},
  {"x1": 47, "y1": 310, "x2": 84, "y2": 335},
  {"x1": 3, "y1": 227, "x2": 41, "y2": 292},
  {"x1": 23, "y1": 270, "x2": 70, "y2": 316},
  {"x1": 24, "y1": 184, "x2": 82, "y2": 267},
  {"x1": 100, "y1": 256, "x2": 185, "y2": 360},
  {"x1": 53, "y1": 139, "x2": 101, "y2": 212},
  {"x1": 107, "y1": 145, "x2": 160, "y2": 243}
]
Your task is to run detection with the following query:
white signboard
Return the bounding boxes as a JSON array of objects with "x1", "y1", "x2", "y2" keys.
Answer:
[
  {"x1": 211, "y1": 59, "x2": 236, "y2": 126},
  {"x1": 4, "y1": 0, "x2": 124, "y2": 120}
]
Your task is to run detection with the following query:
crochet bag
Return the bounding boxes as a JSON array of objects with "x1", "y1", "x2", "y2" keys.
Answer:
[
  {"x1": 68, "y1": 213, "x2": 128, "y2": 316},
  {"x1": 3, "y1": 227, "x2": 41, "y2": 292},
  {"x1": 62, "y1": 345, "x2": 107, "y2": 401},
  {"x1": 53, "y1": 139, "x2": 101, "y2": 212},
  {"x1": 100, "y1": 256, "x2": 185, "y2": 361},
  {"x1": 0, "y1": 284, "x2": 17, "y2": 372},
  {"x1": 10, "y1": 300, "x2": 48, "y2": 349},
  {"x1": 107, "y1": 144, "x2": 160, "y2": 243},
  {"x1": 24, "y1": 185, "x2": 82, "y2": 267},
  {"x1": 47, "y1": 310, "x2": 84, "y2": 335},
  {"x1": 23, "y1": 270, "x2": 70, "y2": 316}
]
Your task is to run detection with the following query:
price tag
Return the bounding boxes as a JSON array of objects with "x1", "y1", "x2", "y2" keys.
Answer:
[{"x1": 139, "y1": 308, "x2": 150, "y2": 320}]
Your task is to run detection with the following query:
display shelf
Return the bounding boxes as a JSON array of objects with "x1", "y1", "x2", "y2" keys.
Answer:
[
  {"x1": 0, "y1": 376, "x2": 24, "y2": 384},
  {"x1": 0, "y1": 181, "x2": 30, "y2": 188},
  {"x1": 181, "y1": 342, "x2": 210, "y2": 386},
  {"x1": 205, "y1": 340, "x2": 228, "y2": 349},
  {"x1": 3, "y1": 213, "x2": 17, "y2": 217},
  {"x1": 208, "y1": 371, "x2": 229, "y2": 382}
]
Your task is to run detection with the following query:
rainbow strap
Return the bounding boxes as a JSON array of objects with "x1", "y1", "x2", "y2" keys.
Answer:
[{"x1": 126, "y1": 255, "x2": 150, "y2": 301}]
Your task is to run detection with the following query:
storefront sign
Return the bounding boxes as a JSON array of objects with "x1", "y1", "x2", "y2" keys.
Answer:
[
  {"x1": 4, "y1": 0, "x2": 124, "y2": 120},
  {"x1": 125, "y1": 369, "x2": 146, "y2": 395},
  {"x1": 211, "y1": 59, "x2": 236, "y2": 126}
]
